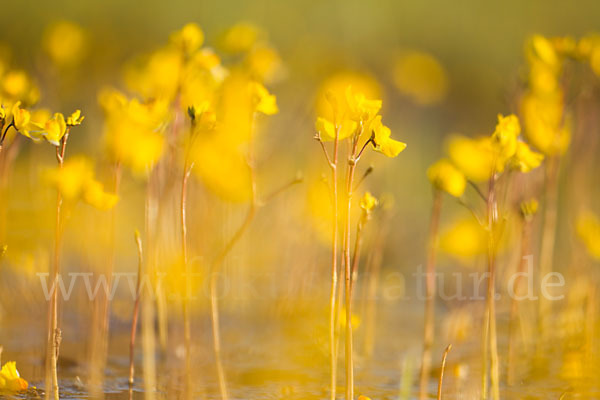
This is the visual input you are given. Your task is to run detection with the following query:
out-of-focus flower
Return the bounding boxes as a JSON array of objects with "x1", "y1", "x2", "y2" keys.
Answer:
[
  {"x1": 521, "y1": 92, "x2": 571, "y2": 156},
  {"x1": 357, "y1": 396, "x2": 372, "y2": 400},
  {"x1": 576, "y1": 211, "x2": 600, "y2": 260},
  {"x1": 219, "y1": 22, "x2": 263, "y2": 54},
  {"x1": 316, "y1": 72, "x2": 382, "y2": 122},
  {"x1": 245, "y1": 44, "x2": 282, "y2": 83},
  {"x1": 344, "y1": 86, "x2": 382, "y2": 123},
  {"x1": 315, "y1": 117, "x2": 356, "y2": 142},
  {"x1": 427, "y1": 158, "x2": 466, "y2": 198},
  {"x1": 0, "y1": 361, "x2": 28, "y2": 391},
  {"x1": 1, "y1": 70, "x2": 39, "y2": 105},
  {"x1": 393, "y1": 50, "x2": 448, "y2": 105},
  {"x1": 41, "y1": 113, "x2": 67, "y2": 146},
  {"x1": 491, "y1": 114, "x2": 520, "y2": 160},
  {"x1": 440, "y1": 216, "x2": 487, "y2": 260},
  {"x1": 446, "y1": 135, "x2": 496, "y2": 182},
  {"x1": 510, "y1": 141, "x2": 544, "y2": 172},
  {"x1": 520, "y1": 199, "x2": 539, "y2": 219},
  {"x1": 170, "y1": 23, "x2": 204, "y2": 55},
  {"x1": 360, "y1": 192, "x2": 378, "y2": 215},
  {"x1": 99, "y1": 88, "x2": 169, "y2": 175},
  {"x1": 249, "y1": 81, "x2": 278, "y2": 115},
  {"x1": 44, "y1": 156, "x2": 118, "y2": 210},
  {"x1": 42, "y1": 20, "x2": 87, "y2": 68}
]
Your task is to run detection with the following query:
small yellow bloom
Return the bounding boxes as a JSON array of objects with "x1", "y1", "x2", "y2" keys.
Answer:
[
  {"x1": 369, "y1": 116, "x2": 406, "y2": 158},
  {"x1": 246, "y1": 45, "x2": 282, "y2": 83},
  {"x1": 315, "y1": 117, "x2": 356, "y2": 142},
  {"x1": 447, "y1": 135, "x2": 496, "y2": 182},
  {"x1": 219, "y1": 22, "x2": 262, "y2": 54},
  {"x1": 11, "y1": 102, "x2": 30, "y2": 132},
  {"x1": 576, "y1": 211, "x2": 600, "y2": 260},
  {"x1": 520, "y1": 199, "x2": 539, "y2": 219},
  {"x1": 492, "y1": 114, "x2": 521, "y2": 160},
  {"x1": 42, "y1": 113, "x2": 67, "y2": 146},
  {"x1": 249, "y1": 81, "x2": 278, "y2": 115},
  {"x1": 357, "y1": 396, "x2": 372, "y2": 400},
  {"x1": 440, "y1": 216, "x2": 487, "y2": 260},
  {"x1": 427, "y1": 158, "x2": 466, "y2": 197},
  {"x1": 316, "y1": 72, "x2": 382, "y2": 122},
  {"x1": 393, "y1": 50, "x2": 448, "y2": 105},
  {"x1": 344, "y1": 86, "x2": 382, "y2": 123},
  {"x1": 66, "y1": 109, "x2": 84, "y2": 126},
  {"x1": 83, "y1": 180, "x2": 119, "y2": 210},
  {"x1": 0, "y1": 361, "x2": 28, "y2": 391},
  {"x1": 510, "y1": 141, "x2": 544, "y2": 172},
  {"x1": 43, "y1": 21, "x2": 87, "y2": 67},
  {"x1": 170, "y1": 23, "x2": 204, "y2": 55},
  {"x1": 359, "y1": 192, "x2": 378, "y2": 214}
]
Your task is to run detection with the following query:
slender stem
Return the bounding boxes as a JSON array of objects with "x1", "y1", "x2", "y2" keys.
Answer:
[
  {"x1": 344, "y1": 138, "x2": 360, "y2": 400},
  {"x1": 47, "y1": 132, "x2": 69, "y2": 400},
  {"x1": 181, "y1": 156, "x2": 193, "y2": 399},
  {"x1": 419, "y1": 189, "x2": 443, "y2": 400},
  {"x1": 129, "y1": 230, "x2": 144, "y2": 386},
  {"x1": 538, "y1": 157, "x2": 559, "y2": 337},
  {"x1": 507, "y1": 217, "x2": 531, "y2": 385},
  {"x1": 437, "y1": 344, "x2": 452, "y2": 400}
]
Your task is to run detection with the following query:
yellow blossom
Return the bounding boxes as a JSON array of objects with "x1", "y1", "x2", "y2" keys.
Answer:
[
  {"x1": 576, "y1": 211, "x2": 600, "y2": 260},
  {"x1": 66, "y1": 110, "x2": 84, "y2": 126},
  {"x1": 41, "y1": 113, "x2": 67, "y2": 146},
  {"x1": 83, "y1": 180, "x2": 119, "y2": 210},
  {"x1": 170, "y1": 23, "x2": 204, "y2": 55},
  {"x1": 246, "y1": 45, "x2": 282, "y2": 83},
  {"x1": 447, "y1": 135, "x2": 502, "y2": 182},
  {"x1": 359, "y1": 192, "x2": 378, "y2": 214},
  {"x1": 0, "y1": 361, "x2": 28, "y2": 392},
  {"x1": 315, "y1": 117, "x2": 356, "y2": 142},
  {"x1": 43, "y1": 20, "x2": 87, "y2": 68},
  {"x1": 492, "y1": 114, "x2": 521, "y2": 160},
  {"x1": 393, "y1": 50, "x2": 448, "y2": 105},
  {"x1": 219, "y1": 22, "x2": 263, "y2": 54},
  {"x1": 510, "y1": 141, "x2": 544, "y2": 172},
  {"x1": 249, "y1": 81, "x2": 278, "y2": 115},
  {"x1": 521, "y1": 92, "x2": 571, "y2": 156},
  {"x1": 439, "y1": 216, "x2": 487, "y2": 261},
  {"x1": 369, "y1": 116, "x2": 406, "y2": 158},
  {"x1": 11, "y1": 102, "x2": 30, "y2": 132},
  {"x1": 316, "y1": 72, "x2": 382, "y2": 122},
  {"x1": 344, "y1": 86, "x2": 382, "y2": 123},
  {"x1": 427, "y1": 158, "x2": 466, "y2": 197},
  {"x1": 520, "y1": 199, "x2": 539, "y2": 219}
]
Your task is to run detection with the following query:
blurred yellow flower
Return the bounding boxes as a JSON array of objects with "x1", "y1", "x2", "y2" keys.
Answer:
[
  {"x1": 344, "y1": 86, "x2": 382, "y2": 123},
  {"x1": 44, "y1": 156, "x2": 118, "y2": 210},
  {"x1": 491, "y1": 114, "x2": 520, "y2": 160},
  {"x1": 316, "y1": 71, "x2": 382, "y2": 122},
  {"x1": 521, "y1": 92, "x2": 571, "y2": 156},
  {"x1": 393, "y1": 50, "x2": 448, "y2": 105},
  {"x1": 219, "y1": 22, "x2": 263, "y2": 54},
  {"x1": 170, "y1": 23, "x2": 204, "y2": 55},
  {"x1": 359, "y1": 192, "x2": 378, "y2": 214},
  {"x1": 446, "y1": 135, "x2": 496, "y2": 182},
  {"x1": 41, "y1": 113, "x2": 67, "y2": 146},
  {"x1": 0, "y1": 361, "x2": 28, "y2": 392},
  {"x1": 427, "y1": 158, "x2": 466, "y2": 197},
  {"x1": 520, "y1": 199, "x2": 539, "y2": 218},
  {"x1": 576, "y1": 211, "x2": 600, "y2": 260},
  {"x1": 510, "y1": 141, "x2": 544, "y2": 172},
  {"x1": 42, "y1": 20, "x2": 87, "y2": 68},
  {"x1": 439, "y1": 216, "x2": 487, "y2": 260},
  {"x1": 249, "y1": 81, "x2": 278, "y2": 115},
  {"x1": 246, "y1": 45, "x2": 282, "y2": 83},
  {"x1": 315, "y1": 117, "x2": 356, "y2": 142}
]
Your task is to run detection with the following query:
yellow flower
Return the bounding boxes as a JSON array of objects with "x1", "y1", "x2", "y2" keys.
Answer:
[
  {"x1": 0, "y1": 361, "x2": 28, "y2": 391},
  {"x1": 316, "y1": 72, "x2": 382, "y2": 122},
  {"x1": 11, "y1": 102, "x2": 30, "y2": 132},
  {"x1": 526, "y1": 35, "x2": 560, "y2": 71},
  {"x1": 170, "y1": 23, "x2": 204, "y2": 55},
  {"x1": 315, "y1": 117, "x2": 356, "y2": 142},
  {"x1": 219, "y1": 22, "x2": 262, "y2": 54},
  {"x1": 393, "y1": 50, "x2": 448, "y2": 105},
  {"x1": 492, "y1": 114, "x2": 520, "y2": 160},
  {"x1": 41, "y1": 113, "x2": 67, "y2": 146},
  {"x1": 66, "y1": 110, "x2": 84, "y2": 126},
  {"x1": 576, "y1": 211, "x2": 600, "y2": 260},
  {"x1": 440, "y1": 216, "x2": 487, "y2": 261},
  {"x1": 249, "y1": 81, "x2": 278, "y2": 115},
  {"x1": 359, "y1": 192, "x2": 378, "y2": 214},
  {"x1": 83, "y1": 180, "x2": 119, "y2": 210},
  {"x1": 427, "y1": 158, "x2": 466, "y2": 197},
  {"x1": 43, "y1": 20, "x2": 87, "y2": 67},
  {"x1": 520, "y1": 199, "x2": 539, "y2": 219},
  {"x1": 357, "y1": 396, "x2": 372, "y2": 400},
  {"x1": 510, "y1": 141, "x2": 544, "y2": 172},
  {"x1": 521, "y1": 92, "x2": 571, "y2": 156},
  {"x1": 447, "y1": 135, "x2": 497, "y2": 182},
  {"x1": 369, "y1": 116, "x2": 406, "y2": 158},
  {"x1": 245, "y1": 45, "x2": 282, "y2": 83},
  {"x1": 344, "y1": 86, "x2": 382, "y2": 123}
]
